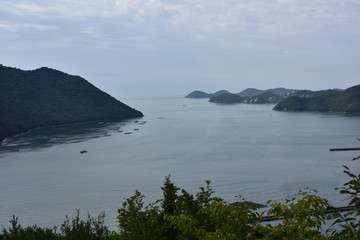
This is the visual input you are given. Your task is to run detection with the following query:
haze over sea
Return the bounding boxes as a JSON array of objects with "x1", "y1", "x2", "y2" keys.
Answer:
[{"x1": 1, "y1": 96, "x2": 360, "y2": 230}]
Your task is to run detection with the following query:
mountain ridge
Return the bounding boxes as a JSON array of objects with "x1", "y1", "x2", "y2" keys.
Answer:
[
  {"x1": 186, "y1": 87, "x2": 338, "y2": 99},
  {"x1": 273, "y1": 85, "x2": 360, "y2": 113}
]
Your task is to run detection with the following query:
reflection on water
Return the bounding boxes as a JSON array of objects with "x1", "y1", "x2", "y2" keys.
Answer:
[{"x1": 0, "y1": 119, "x2": 146, "y2": 153}]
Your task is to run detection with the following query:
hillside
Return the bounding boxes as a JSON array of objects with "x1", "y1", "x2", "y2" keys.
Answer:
[
  {"x1": 185, "y1": 90, "x2": 211, "y2": 98},
  {"x1": 273, "y1": 85, "x2": 360, "y2": 113},
  {"x1": 0, "y1": 65, "x2": 143, "y2": 141},
  {"x1": 209, "y1": 93, "x2": 248, "y2": 104},
  {"x1": 266, "y1": 88, "x2": 297, "y2": 96},
  {"x1": 187, "y1": 88, "x2": 298, "y2": 99},
  {"x1": 248, "y1": 92, "x2": 283, "y2": 104},
  {"x1": 185, "y1": 90, "x2": 229, "y2": 98},
  {"x1": 285, "y1": 89, "x2": 341, "y2": 98},
  {"x1": 236, "y1": 88, "x2": 264, "y2": 97},
  {"x1": 209, "y1": 92, "x2": 283, "y2": 104}
]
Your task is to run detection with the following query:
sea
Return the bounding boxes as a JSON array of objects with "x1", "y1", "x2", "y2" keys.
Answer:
[{"x1": 1, "y1": 96, "x2": 360, "y2": 230}]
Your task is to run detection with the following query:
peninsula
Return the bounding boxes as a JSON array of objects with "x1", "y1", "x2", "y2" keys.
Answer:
[
  {"x1": 0, "y1": 65, "x2": 143, "y2": 141},
  {"x1": 273, "y1": 84, "x2": 360, "y2": 113}
]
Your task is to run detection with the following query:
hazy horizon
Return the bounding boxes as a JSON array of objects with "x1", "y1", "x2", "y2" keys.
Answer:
[{"x1": 1, "y1": 0, "x2": 359, "y2": 97}]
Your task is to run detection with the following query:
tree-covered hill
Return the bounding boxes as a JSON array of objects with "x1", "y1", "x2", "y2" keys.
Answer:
[
  {"x1": 185, "y1": 90, "x2": 229, "y2": 98},
  {"x1": 187, "y1": 88, "x2": 340, "y2": 100},
  {"x1": 273, "y1": 84, "x2": 360, "y2": 113},
  {"x1": 0, "y1": 65, "x2": 143, "y2": 141},
  {"x1": 236, "y1": 88, "x2": 265, "y2": 97},
  {"x1": 248, "y1": 92, "x2": 283, "y2": 104},
  {"x1": 285, "y1": 89, "x2": 341, "y2": 98},
  {"x1": 185, "y1": 90, "x2": 211, "y2": 98},
  {"x1": 209, "y1": 93, "x2": 248, "y2": 103},
  {"x1": 209, "y1": 92, "x2": 283, "y2": 104}
]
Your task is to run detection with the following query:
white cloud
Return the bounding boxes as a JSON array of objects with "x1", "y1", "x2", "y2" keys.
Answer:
[
  {"x1": 0, "y1": 21, "x2": 54, "y2": 32},
  {"x1": 115, "y1": 0, "x2": 143, "y2": 13},
  {"x1": 0, "y1": 22, "x2": 17, "y2": 32},
  {"x1": 1, "y1": 0, "x2": 360, "y2": 94}
]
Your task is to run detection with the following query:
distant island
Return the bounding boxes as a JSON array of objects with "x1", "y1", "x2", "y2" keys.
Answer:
[
  {"x1": 0, "y1": 65, "x2": 143, "y2": 141},
  {"x1": 209, "y1": 92, "x2": 283, "y2": 104},
  {"x1": 186, "y1": 88, "x2": 341, "y2": 105},
  {"x1": 273, "y1": 84, "x2": 360, "y2": 113},
  {"x1": 186, "y1": 85, "x2": 360, "y2": 113},
  {"x1": 186, "y1": 88, "x2": 298, "y2": 99},
  {"x1": 185, "y1": 90, "x2": 229, "y2": 98}
]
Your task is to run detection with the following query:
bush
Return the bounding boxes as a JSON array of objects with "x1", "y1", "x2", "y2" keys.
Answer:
[{"x1": 2, "y1": 156, "x2": 360, "y2": 239}]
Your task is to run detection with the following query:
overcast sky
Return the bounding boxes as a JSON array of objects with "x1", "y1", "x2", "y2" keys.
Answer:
[{"x1": 1, "y1": 0, "x2": 359, "y2": 97}]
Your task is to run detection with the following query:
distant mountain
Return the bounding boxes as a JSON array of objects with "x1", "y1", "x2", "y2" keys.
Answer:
[
  {"x1": 187, "y1": 87, "x2": 343, "y2": 105},
  {"x1": 266, "y1": 88, "x2": 297, "y2": 96},
  {"x1": 0, "y1": 65, "x2": 143, "y2": 141},
  {"x1": 285, "y1": 89, "x2": 341, "y2": 98},
  {"x1": 273, "y1": 85, "x2": 360, "y2": 113},
  {"x1": 185, "y1": 90, "x2": 211, "y2": 98},
  {"x1": 248, "y1": 92, "x2": 283, "y2": 104},
  {"x1": 236, "y1": 88, "x2": 264, "y2": 97},
  {"x1": 209, "y1": 92, "x2": 283, "y2": 104},
  {"x1": 209, "y1": 93, "x2": 248, "y2": 104},
  {"x1": 188, "y1": 88, "x2": 298, "y2": 99},
  {"x1": 213, "y1": 90, "x2": 230, "y2": 97},
  {"x1": 185, "y1": 90, "x2": 229, "y2": 98}
]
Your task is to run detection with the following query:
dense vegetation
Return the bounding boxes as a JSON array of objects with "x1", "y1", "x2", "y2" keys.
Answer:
[
  {"x1": 189, "y1": 87, "x2": 341, "y2": 106},
  {"x1": 0, "y1": 65, "x2": 143, "y2": 141},
  {"x1": 209, "y1": 93, "x2": 247, "y2": 104},
  {"x1": 186, "y1": 88, "x2": 309, "y2": 99},
  {"x1": 286, "y1": 89, "x2": 340, "y2": 99},
  {"x1": 2, "y1": 156, "x2": 360, "y2": 240},
  {"x1": 273, "y1": 85, "x2": 360, "y2": 113},
  {"x1": 236, "y1": 88, "x2": 266, "y2": 97},
  {"x1": 209, "y1": 92, "x2": 283, "y2": 104},
  {"x1": 185, "y1": 90, "x2": 229, "y2": 98}
]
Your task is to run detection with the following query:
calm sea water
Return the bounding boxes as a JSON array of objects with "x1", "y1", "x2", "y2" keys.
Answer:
[{"x1": 1, "y1": 96, "x2": 360, "y2": 230}]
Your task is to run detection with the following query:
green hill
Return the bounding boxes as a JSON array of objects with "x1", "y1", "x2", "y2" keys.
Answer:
[
  {"x1": 236, "y1": 88, "x2": 264, "y2": 97},
  {"x1": 266, "y1": 88, "x2": 297, "y2": 96},
  {"x1": 185, "y1": 90, "x2": 211, "y2": 98},
  {"x1": 209, "y1": 93, "x2": 248, "y2": 103},
  {"x1": 0, "y1": 65, "x2": 143, "y2": 141},
  {"x1": 248, "y1": 92, "x2": 283, "y2": 104},
  {"x1": 209, "y1": 92, "x2": 283, "y2": 104},
  {"x1": 273, "y1": 85, "x2": 360, "y2": 113},
  {"x1": 185, "y1": 90, "x2": 229, "y2": 98},
  {"x1": 285, "y1": 89, "x2": 341, "y2": 98}
]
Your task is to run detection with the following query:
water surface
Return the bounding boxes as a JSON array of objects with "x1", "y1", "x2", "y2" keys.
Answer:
[{"x1": 1, "y1": 96, "x2": 360, "y2": 229}]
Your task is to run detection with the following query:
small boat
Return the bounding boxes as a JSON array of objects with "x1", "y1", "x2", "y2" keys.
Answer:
[{"x1": 80, "y1": 150, "x2": 87, "y2": 154}]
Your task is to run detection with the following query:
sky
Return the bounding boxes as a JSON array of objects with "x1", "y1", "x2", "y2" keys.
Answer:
[{"x1": 1, "y1": 0, "x2": 360, "y2": 97}]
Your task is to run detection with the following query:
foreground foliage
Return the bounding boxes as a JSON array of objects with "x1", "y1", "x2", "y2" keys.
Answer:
[
  {"x1": 1, "y1": 157, "x2": 360, "y2": 240},
  {"x1": 0, "y1": 211, "x2": 110, "y2": 240}
]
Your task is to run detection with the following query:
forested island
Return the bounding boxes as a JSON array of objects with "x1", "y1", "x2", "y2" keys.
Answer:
[
  {"x1": 185, "y1": 90, "x2": 229, "y2": 98},
  {"x1": 273, "y1": 84, "x2": 360, "y2": 113},
  {"x1": 187, "y1": 87, "x2": 341, "y2": 105},
  {"x1": 209, "y1": 92, "x2": 283, "y2": 104},
  {"x1": 186, "y1": 86, "x2": 360, "y2": 113},
  {"x1": 0, "y1": 65, "x2": 143, "y2": 142}
]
